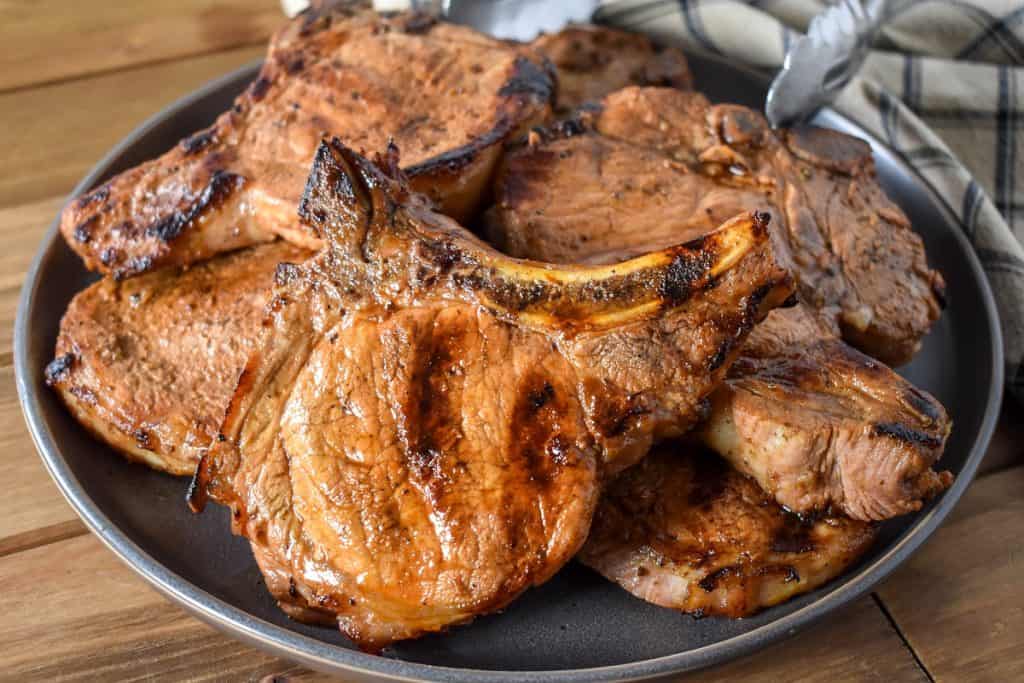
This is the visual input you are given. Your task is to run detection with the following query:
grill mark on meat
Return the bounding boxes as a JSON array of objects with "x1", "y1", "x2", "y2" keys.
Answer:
[
  {"x1": 180, "y1": 129, "x2": 217, "y2": 155},
  {"x1": 687, "y1": 453, "x2": 728, "y2": 506},
  {"x1": 73, "y1": 215, "x2": 98, "y2": 243},
  {"x1": 145, "y1": 170, "x2": 244, "y2": 244},
  {"x1": 902, "y1": 386, "x2": 944, "y2": 424},
  {"x1": 403, "y1": 319, "x2": 466, "y2": 503},
  {"x1": 770, "y1": 518, "x2": 816, "y2": 554},
  {"x1": 698, "y1": 565, "x2": 738, "y2": 592},
  {"x1": 872, "y1": 421, "x2": 945, "y2": 449},
  {"x1": 274, "y1": 262, "x2": 304, "y2": 286},
  {"x1": 44, "y1": 353, "x2": 76, "y2": 385},
  {"x1": 660, "y1": 250, "x2": 716, "y2": 304},
  {"x1": 401, "y1": 12, "x2": 436, "y2": 34},
  {"x1": 249, "y1": 76, "x2": 272, "y2": 101},
  {"x1": 499, "y1": 56, "x2": 557, "y2": 101},
  {"x1": 509, "y1": 371, "x2": 575, "y2": 489},
  {"x1": 76, "y1": 185, "x2": 109, "y2": 210}
]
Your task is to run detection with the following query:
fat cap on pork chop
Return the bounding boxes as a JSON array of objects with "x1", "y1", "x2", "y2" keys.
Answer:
[
  {"x1": 485, "y1": 86, "x2": 945, "y2": 366},
  {"x1": 59, "y1": 5, "x2": 554, "y2": 278},
  {"x1": 188, "y1": 139, "x2": 793, "y2": 649}
]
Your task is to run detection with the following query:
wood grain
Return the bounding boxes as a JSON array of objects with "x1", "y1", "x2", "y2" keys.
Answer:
[
  {"x1": 0, "y1": 0, "x2": 281, "y2": 93},
  {"x1": 0, "y1": 367, "x2": 85, "y2": 556},
  {"x1": 0, "y1": 533, "x2": 303, "y2": 681},
  {"x1": 0, "y1": 44, "x2": 264, "y2": 209},
  {"x1": 876, "y1": 466, "x2": 1024, "y2": 682},
  {"x1": 0, "y1": 531, "x2": 923, "y2": 683},
  {"x1": 0, "y1": 196, "x2": 64, "y2": 363}
]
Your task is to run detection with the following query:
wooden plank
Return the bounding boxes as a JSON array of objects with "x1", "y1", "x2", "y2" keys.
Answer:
[
  {"x1": 0, "y1": 196, "x2": 64, "y2": 364},
  {"x1": 0, "y1": 366, "x2": 86, "y2": 555},
  {"x1": 693, "y1": 596, "x2": 927, "y2": 682},
  {"x1": 0, "y1": 44, "x2": 264, "y2": 209},
  {"x1": 0, "y1": 530, "x2": 923, "y2": 682},
  {"x1": 876, "y1": 465, "x2": 1024, "y2": 681},
  {"x1": 0, "y1": 0, "x2": 281, "y2": 93},
  {"x1": 0, "y1": 534, "x2": 304, "y2": 681}
]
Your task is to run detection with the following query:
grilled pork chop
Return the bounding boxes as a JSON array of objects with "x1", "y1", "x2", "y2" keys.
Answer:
[
  {"x1": 579, "y1": 444, "x2": 876, "y2": 617},
  {"x1": 702, "y1": 305, "x2": 951, "y2": 521},
  {"x1": 189, "y1": 139, "x2": 792, "y2": 648},
  {"x1": 46, "y1": 242, "x2": 311, "y2": 475},
  {"x1": 484, "y1": 91, "x2": 952, "y2": 519},
  {"x1": 530, "y1": 25, "x2": 692, "y2": 114},
  {"x1": 485, "y1": 86, "x2": 945, "y2": 366},
  {"x1": 59, "y1": 5, "x2": 553, "y2": 279}
]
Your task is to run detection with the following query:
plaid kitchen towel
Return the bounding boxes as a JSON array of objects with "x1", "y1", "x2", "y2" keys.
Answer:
[{"x1": 595, "y1": 0, "x2": 1024, "y2": 402}]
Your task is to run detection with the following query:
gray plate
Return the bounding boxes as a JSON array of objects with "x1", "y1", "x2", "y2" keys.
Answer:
[{"x1": 15, "y1": 54, "x2": 1003, "y2": 682}]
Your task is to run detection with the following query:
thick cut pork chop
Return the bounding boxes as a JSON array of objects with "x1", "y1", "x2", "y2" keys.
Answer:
[
  {"x1": 485, "y1": 93, "x2": 953, "y2": 519},
  {"x1": 59, "y1": 6, "x2": 553, "y2": 278},
  {"x1": 702, "y1": 305, "x2": 951, "y2": 521},
  {"x1": 530, "y1": 25, "x2": 692, "y2": 114},
  {"x1": 485, "y1": 86, "x2": 945, "y2": 366},
  {"x1": 189, "y1": 140, "x2": 793, "y2": 649},
  {"x1": 46, "y1": 242, "x2": 311, "y2": 475},
  {"x1": 579, "y1": 445, "x2": 876, "y2": 617}
]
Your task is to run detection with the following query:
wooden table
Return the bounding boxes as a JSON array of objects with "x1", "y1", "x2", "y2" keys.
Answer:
[{"x1": 2, "y1": 3, "x2": 1022, "y2": 681}]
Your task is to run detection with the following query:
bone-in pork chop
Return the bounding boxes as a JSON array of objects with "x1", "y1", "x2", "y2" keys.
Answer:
[
  {"x1": 484, "y1": 92, "x2": 952, "y2": 519},
  {"x1": 485, "y1": 86, "x2": 945, "y2": 366},
  {"x1": 189, "y1": 140, "x2": 792, "y2": 649},
  {"x1": 46, "y1": 241, "x2": 312, "y2": 475},
  {"x1": 59, "y1": 6, "x2": 553, "y2": 278},
  {"x1": 530, "y1": 25, "x2": 692, "y2": 114},
  {"x1": 578, "y1": 444, "x2": 876, "y2": 617},
  {"x1": 701, "y1": 305, "x2": 951, "y2": 521}
]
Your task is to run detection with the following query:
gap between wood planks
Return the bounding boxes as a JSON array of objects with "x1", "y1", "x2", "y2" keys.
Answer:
[{"x1": 0, "y1": 0, "x2": 282, "y2": 94}]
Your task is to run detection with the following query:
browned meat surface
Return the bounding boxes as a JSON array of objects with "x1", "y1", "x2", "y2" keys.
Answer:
[
  {"x1": 59, "y1": 6, "x2": 553, "y2": 278},
  {"x1": 579, "y1": 444, "x2": 877, "y2": 617},
  {"x1": 530, "y1": 25, "x2": 692, "y2": 114},
  {"x1": 485, "y1": 86, "x2": 945, "y2": 366},
  {"x1": 701, "y1": 305, "x2": 952, "y2": 521},
  {"x1": 189, "y1": 140, "x2": 793, "y2": 649},
  {"x1": 45, "y1": 242, "x2": 311, "y2": 475}
]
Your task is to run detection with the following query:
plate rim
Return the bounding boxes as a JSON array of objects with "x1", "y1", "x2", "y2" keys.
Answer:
[{"x1": 14, "y1": 60, "x2": 1005, "y2": 682}]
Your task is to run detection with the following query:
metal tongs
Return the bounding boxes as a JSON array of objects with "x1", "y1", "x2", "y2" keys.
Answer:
[{"x1": 765, "y1": 0, "x2": 886, "y2": 128}]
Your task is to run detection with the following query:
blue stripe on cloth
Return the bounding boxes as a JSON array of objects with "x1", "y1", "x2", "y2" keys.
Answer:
[
  {"x1": 996, "y1": 65, "x2": 1017, "y2": 230},
  {"x1": 904, "y1": 146, "x2": 965, "y2": 170},
  {"x1": 977, "y1": 246, "x2": 1024, "y2": 275},
  {"x1": 902, "y1": 55, "x2": 921, "y2": 109},
  {"x1": 878, "y1": 90, "x2": 900, "y2": 146},
  {"x1": 956, "y1": 4, "x2": 1024, "y2": 64},
  {"x1": 962, "y1": 180, "x2": 984, "y2": 238},
  {"x1": 595, "y1": 0, "x2": 676, "y2": 25},
  {"x1": 678, "y1": 0, "x2": 722, "y2": 55}
]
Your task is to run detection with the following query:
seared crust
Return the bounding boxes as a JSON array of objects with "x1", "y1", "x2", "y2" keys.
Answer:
[
  {"x1": 59, "y1": 6, "x2": 553, "y2": 278},
  {"x1": 531, "y1": 25, "x2": 692, "y2": 114},
  {"x1": 701, "y1": 305, "x2": 952, "y2": 521},
  {"x1": 579, "y1": 445, "x2": 877, "y2": 617},
  {"x1": 486, "y1": 87, "x2": 944, "y2": 366},
  {"x1": 191, "y1": 140, "x2": 793, "y2": 648},
  {"x1": 47, "y1": 241, "x2": 312, "y2": 475}
]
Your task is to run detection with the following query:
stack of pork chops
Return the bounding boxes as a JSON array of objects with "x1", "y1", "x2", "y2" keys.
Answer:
[{"x1": 46, "y1": 3, "x2": 952, "y2": 651}]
